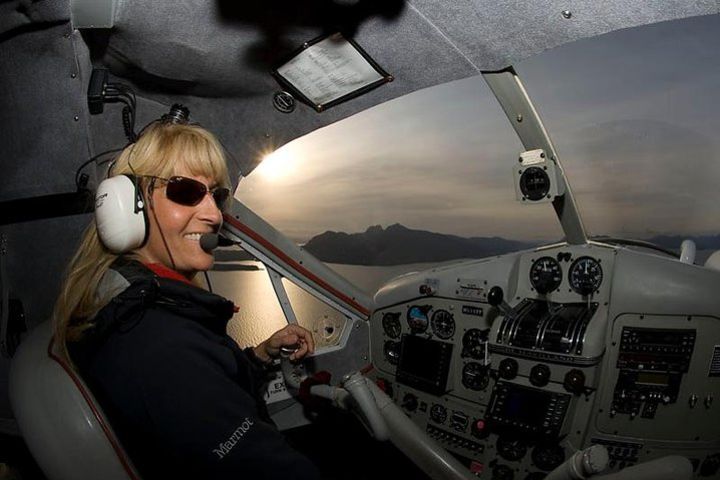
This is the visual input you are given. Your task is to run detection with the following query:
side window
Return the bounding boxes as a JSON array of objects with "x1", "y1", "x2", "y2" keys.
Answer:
[
  {"x1": 281, "y1": 278, "x2": 348, "y2": 349},
  {"x1": 210, "y1": 247, "x2": 287, "y2": 348}
]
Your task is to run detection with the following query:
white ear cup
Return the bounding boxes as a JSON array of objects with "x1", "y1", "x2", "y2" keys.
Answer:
[{"x1": 95, "y1": 175, "x2": 148, "y2": 253}]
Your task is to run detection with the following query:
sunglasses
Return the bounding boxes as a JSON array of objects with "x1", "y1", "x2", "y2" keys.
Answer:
[{"x1": 147, "y1": 176, "x2": 230, "y2": 209}]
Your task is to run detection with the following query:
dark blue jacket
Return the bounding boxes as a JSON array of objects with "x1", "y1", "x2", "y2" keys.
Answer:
[{"x1": 70, "y1": 258, "x2": 321, "y2": 480}]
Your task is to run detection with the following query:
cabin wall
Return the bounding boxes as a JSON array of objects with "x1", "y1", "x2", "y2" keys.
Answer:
[{"x1": 0, "y1": 2, "x2": 97, "y2": 428}]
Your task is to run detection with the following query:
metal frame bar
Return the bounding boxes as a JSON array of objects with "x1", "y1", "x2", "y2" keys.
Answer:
[
  {"x1": 482, "y1": 68, "x2": 588, "y2": 245},
  {"x1": 221, "y1": 206, "x2": 371, "y2": 323},
  {"x1": 266, "y1": 267, "x2": 299, "y2": 325}
]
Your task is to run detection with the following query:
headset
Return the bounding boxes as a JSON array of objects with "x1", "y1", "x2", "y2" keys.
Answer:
[{"x1": 94, "y1": 104, "x2": 190, "y2": 253}]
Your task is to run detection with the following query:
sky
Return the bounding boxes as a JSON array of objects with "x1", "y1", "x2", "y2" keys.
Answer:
[{"x1": 236, "y1": 14, "x2": 720, "y2": 243}]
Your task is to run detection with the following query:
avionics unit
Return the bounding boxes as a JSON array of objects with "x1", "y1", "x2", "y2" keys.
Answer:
[
  {"x1": 611, "y1": 327, "x2": 696, "y2": 418},
  {"x1": 486, "y1": 382, "x2": 571, "y2": 439}
]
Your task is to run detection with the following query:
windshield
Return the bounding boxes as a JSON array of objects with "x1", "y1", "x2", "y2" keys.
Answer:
[
  {"x1": 236, "y1": 15, "x2": 720, "y2": 261},
  {"x1": 221, "y1": 14, "x2": 720, "y2": 349}
]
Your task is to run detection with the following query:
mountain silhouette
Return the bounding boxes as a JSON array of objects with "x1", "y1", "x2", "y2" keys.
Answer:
[
  {"x1": 214, "y1": 227, "x2": 719, "y2": 266},
  {"x1": 303, "y1": 224, "x2": 533, "y2": 266}
]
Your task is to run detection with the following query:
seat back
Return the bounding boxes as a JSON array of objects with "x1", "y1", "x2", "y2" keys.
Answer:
[{"x1": 9, "y1": 321, "x2": 141, "y2": 480}]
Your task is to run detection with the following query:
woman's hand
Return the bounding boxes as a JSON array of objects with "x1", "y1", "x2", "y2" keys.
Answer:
[{"x1": 253, "y1": 324, "x2": 315, "y2": 363}]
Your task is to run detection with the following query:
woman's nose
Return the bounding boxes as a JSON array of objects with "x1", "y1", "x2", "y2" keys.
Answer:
[{"x1": 197, "y1": 192, "x2": 223, "y2": 225}]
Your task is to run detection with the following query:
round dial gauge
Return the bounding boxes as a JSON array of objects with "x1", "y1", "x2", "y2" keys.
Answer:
[
  {"x1": 430, "y1": 404, "x2": 448, "y2": 424},
  {"x1": 531, "y1": 444, "x2": 565, "y2": 472},
  {"x1": 529, "y1": 256, "x2": 562, "y2": 294},
  {"x1": 407, "y1": 305, "x2": 430, "y2": 333},
  {"x1": 382, "y1": 312, "x2": 402, "y2": 338},
  {"x1": 497, "y1": 436, "x2": 528, "y2": 461},
  {"x1": 462, "y1": 362, "x2": 490, "y2": 391},
  {"x1": 519, "y1": 166, "x2": 551, "y2": 201},
  {"x1": 569, "y1": 256, "x2": 603, "y2": 295},
  {"x1": 462, "y1": 328, "x2": 489, "y2": 360},
  {"x1": 383, "y1": 341, "x2": 401, "y2": 365},
  {"x1": 431, "y1": 310, "x2": 455, "y2": 339}
]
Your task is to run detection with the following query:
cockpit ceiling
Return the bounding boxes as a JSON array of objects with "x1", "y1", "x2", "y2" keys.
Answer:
[
  {"x1": 87, "y1": 1, "x2": 720, "y2": 176},
  {"x1": 1, "y1": 1, "x2": 719, "y2": 190}
]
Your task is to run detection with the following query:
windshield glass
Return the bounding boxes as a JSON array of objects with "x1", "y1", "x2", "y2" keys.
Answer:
[
  {"x1": 236, "y1": 15, "x2": 719, "y2": 264},
  {"x1": 223, "y1": 14, "x2": 720, "y2": 348},
  {"x1": 515, "y1": 14, "x2": 720, "y2": 249}
]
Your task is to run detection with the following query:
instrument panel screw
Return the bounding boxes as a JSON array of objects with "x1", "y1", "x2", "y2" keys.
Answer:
[{"x1": 562, "y1": 10, "x2": 572, "y2": 19}]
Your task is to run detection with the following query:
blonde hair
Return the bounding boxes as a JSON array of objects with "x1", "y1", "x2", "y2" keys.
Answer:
[{"x1": 53, "y1": 121, "x2": 230, "y2": 359}]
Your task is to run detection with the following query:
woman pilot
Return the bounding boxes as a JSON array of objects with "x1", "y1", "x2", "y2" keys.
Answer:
[{"x1": 53, "y1": 112, "x2": 322, "y2": 480}]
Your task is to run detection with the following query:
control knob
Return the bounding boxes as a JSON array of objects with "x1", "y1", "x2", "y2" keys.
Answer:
[
  {"x1": 563, "y1": 369, "x2": 586, "y2": 395},
  {"x1": 471, "y1": 418, "x2": 490, "y2": 439},
  {"x1": 530, "y1": 364, "x2": 551, "y2": 387},
  {"x1": 499, "y1": 358, "x2": 519, "y2": 380}
]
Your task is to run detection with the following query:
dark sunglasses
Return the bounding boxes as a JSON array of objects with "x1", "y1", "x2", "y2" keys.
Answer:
[{"x1": 147, "y1": 176, "x2": 230, "y2": 209}]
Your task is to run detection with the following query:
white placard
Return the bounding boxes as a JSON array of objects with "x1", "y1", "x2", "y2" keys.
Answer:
[
  {"x1": 263, "y1": 370, "x2": 292, "y2": 404},
  {"x1": 276, "y1": 34, "x2": 384, "y2": 106}
]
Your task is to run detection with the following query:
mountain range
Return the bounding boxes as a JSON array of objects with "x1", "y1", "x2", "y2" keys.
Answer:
[
  {"x1": 302, "y1": 224, "x2": 533, "y2": 266},
  {"x1": 215, "y1": 224, "x2": 719, "y2": 266}
]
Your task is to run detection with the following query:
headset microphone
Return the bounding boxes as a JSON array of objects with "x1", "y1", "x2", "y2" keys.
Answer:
[
  {"x1": 199, "y1": 233, "x2": 219, "y2": 252},
  {"x1": 200, "y1": 233, "x2": 236, "y2": 252}
]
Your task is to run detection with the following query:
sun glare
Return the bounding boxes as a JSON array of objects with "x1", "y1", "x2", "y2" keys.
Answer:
[{"x1": 255, "y1": 148, "x2": 296, "y2": 182}]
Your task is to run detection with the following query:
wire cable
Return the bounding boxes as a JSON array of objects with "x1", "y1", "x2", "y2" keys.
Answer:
[
  {"x1": 203, "y1": 271, "x2": 213, "y2": 293},
  {"x1": 74, "y1": 147, "x2": 125, "y2": 190}
]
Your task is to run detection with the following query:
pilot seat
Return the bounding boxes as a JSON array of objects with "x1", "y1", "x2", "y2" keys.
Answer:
[{"x1": 9, "y1": 321, "x2": 141, "y2": 480}]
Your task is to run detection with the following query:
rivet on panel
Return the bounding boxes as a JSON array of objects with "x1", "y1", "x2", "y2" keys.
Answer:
[
  {"x1": 71, "y1": 73, "x2": 77, "y2": 79},
  {"x1": 516, "y1": 114, "x2": 523, "y2": 122},
  {"x1": 74, "y1": 115, "x2": 79, "y2": 121},
  {"x1": 562, "y1": 10, "x2": 572, "y2": 19}
]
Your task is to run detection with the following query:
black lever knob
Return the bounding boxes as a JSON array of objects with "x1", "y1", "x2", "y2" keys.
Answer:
[
  {"x1": 488, "y1": 286, "x2": 513, "y2": 316},
  {"x1": 488, "y1": 286, "x2": 504, "y2": 306}
]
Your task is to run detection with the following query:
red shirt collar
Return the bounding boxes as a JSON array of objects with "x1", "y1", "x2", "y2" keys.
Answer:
[
  {"x1": 143, "y1": 262, "x2": 240, "y2": 313},
  {"x1": 144, "y1": 263, "x2": 193, "y2": 285}
]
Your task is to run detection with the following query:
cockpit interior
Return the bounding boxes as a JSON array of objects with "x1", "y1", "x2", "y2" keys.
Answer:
[{"x1": 1, "y1": 1, "x2": 719, "y2": 479}]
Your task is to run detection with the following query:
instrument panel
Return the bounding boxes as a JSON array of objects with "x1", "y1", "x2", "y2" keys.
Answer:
[{"x1": 369, "y1": 243, "x2": 720, "y2": 478}]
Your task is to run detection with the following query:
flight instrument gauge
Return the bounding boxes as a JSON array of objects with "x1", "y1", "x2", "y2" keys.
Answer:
[
  {"x1": 382, "y1": 312, "x2": 402, "y2": 338},
  {"x1": 519, "y1": 166, "x2": 551, "y2": 201},
  {"x1": 431, "y1": 310, "x2": 455, "y2": 339},
  {"x1": 430, "y1": 404, "x2": 448, "y2": 424},
  {"x1": 529, "y1": 256, "x2": 562, "y2": 294},
  {"x1": 407, "y1": 305, "x2": 430, "y2": 333},
  {"x1": 497, "y1": 436, "x2": 528, "y2": 461},
  {"x1": 531, "y1": 444, "x2": 565, "y2": 472},
  {"x1": 462, "y1": 362, "x2": 490, "y2": 391},
  {"x1": 569, "y1": 256, "x2": 603, "y2": 295},
  {"x1": 462, "y1": 328, "x2": 489, "y2": 359}
]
